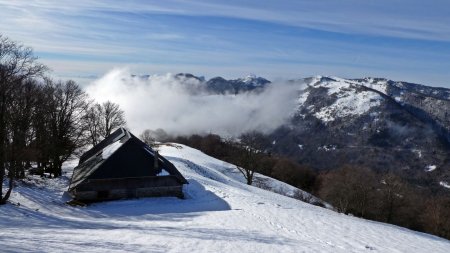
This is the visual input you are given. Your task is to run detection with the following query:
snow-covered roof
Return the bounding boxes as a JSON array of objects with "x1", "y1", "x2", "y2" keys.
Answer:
[
  {"x1": 69, "y1": 128, "x2": 187, "y2": 191},
  {"x1": 69, "y1": 129, "x2": 130, "y2": 190}
]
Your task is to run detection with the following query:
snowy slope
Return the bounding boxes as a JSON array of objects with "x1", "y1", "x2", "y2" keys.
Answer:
[
  {"x1": 284, "y1": 75, "x2": 450, "y2": 183},
  {"x1": 298, "y1": 76, "x2": 384, "y2": 123},
  {"x1": 1, "y1": 144, "x2": 449, "y2": 253}
]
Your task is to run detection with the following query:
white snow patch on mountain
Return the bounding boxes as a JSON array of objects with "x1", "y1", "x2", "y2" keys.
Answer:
[
  {"x1": 361, "y1": 79, "x2": 389, "y2": 95},
  {"x1": 440, "y1": 181, "x2": 450, "y2": 189},
  {"x1": 413, "y1": 149, "x2": 423, "y2": 158},
  {"x1": 311, "y1": 77, "x2": 351, "y2": 95},
  {"x1": 241, "y1": 74, "x2": 260, "y2": 85},
  {"x1": 314, "y1": 89, "x2": 383, "y2": 122},
  {"x1": 425, "y1": 165, "x2": 437, "y2": 172},
  {"x1": 394, "y1": 96, "x2": 403, "y2": 102},
  {"x1": 297, "y1": 90, "x2": 309, "y2": 105},
  {"x1": 1, "y1": 144, "x2": 449, "y2": 252},
  {"x1": 304, "y1": 77, "x2": 384, "y2": 123}
]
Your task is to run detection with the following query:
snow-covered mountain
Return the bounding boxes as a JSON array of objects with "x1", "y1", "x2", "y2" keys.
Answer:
[
  {"x1": 268, "y1": 76, "x2": 450, "y2": 191},
  {"x1": 126, "y1": 73, "x2": 450, "y2": 190},
  {"x1": 205, "y1": 74, "x2": 271, "y2": 94},
  {"x1": 292, "y1": 76, "x2": 450, "y2": 132},
  {"x1": 2, "y1": 144, "x2": 449, "y2": 252}
]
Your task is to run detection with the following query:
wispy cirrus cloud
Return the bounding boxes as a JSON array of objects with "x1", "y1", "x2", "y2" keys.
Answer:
[
  {"x1": 3, "y1": 0, "x2": 450, "y2": 41},
  {"x1": 1, "y1": 0, "x2": 449, "y2": 87}
]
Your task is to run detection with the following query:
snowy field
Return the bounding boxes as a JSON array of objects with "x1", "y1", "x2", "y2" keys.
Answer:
[{"x1": 1, "y1": 144, "x2": 449, "y2": 252}]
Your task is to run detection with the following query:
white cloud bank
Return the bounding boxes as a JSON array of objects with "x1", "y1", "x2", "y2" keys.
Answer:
[{"x1": 86, "y1": 69, "x2": 300, "y2": 136}]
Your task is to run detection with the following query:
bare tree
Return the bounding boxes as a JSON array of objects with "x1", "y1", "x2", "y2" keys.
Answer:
[
  {"x1": 271, "y1": 158, "x2": 316, "y2": 192},
  {"x1": 140, "y1": 129, "x2": 154, "y2": 144},
  {"x1": 140, "y1": 129, "x2": 158, "y2": 149},
  {"x1": 151, "y1": 128, "x2": 170, "y2": 142},
  {"x1": 32, "y1": 84, "x2": 52, "y2": 174},
  {"x1": 99, "y1": 101, "x2": 126, "y2": 138},
  {"x1": 43, "y1": 79, "x2": 89, "y2": 177},
  {"x1": 318, "y1": 166, "x2": 376, "y2": 216},
  {"x1": 422, "y1": 196, "x2": 450, "y2": 238},
  {"x1": 139, "y1": 128, "x2": 172, "y2": 151},
  {"x1": 8, "y1": 78, "x2": 39, "y2": 179},
  {"x1": 376, "y1": 172, "x2": 407, "y2": 223},
  {"x1": 0, "y1": 35, "x2": 47, "y2": 204},
  {"x1": 84, "y1": 103, "x2": 103, "y2": 146},
  {"x1": 84, "y1": 101, "x2": 126, "y2": 146},
  {"x1": 230, "y1": 131, "x2": 267, "y2": 185}
]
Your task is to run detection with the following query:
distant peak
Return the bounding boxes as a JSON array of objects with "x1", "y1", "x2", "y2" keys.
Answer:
[
  {"x1": 241, "y1": 74, "x2": 259, "y2": 83},
  {"x1": 238, "y1": 75, "x2": 271, "y2": 86},
  {"x1": 174, "y1": 73, "x2": 205, "y2": 82}
]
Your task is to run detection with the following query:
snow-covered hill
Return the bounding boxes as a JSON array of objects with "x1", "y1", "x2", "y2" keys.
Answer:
[
  {"x1": 145, "y1": 73, "x2": 449, "y2": 183},
  {"x1": 1, "y1": 144, "x2": 449, "y2": 252},
  {"x1": 270, "y1": 75, "x2": 450, "y2": 188}
]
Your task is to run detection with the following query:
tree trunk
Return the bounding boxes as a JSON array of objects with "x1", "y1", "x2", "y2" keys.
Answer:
[
  {"x1": 52, "y1": 157, "x2": 62, "y2": 177},
  {"x1": 0, "y1": 174, "x2": 13, "y2": 205},
  {"x1": 0, "y1": 162, "x2": 4, "y2": 203},
  {"x1": 0, "y1": 97, "x2": 6, "y2": 203},
  {"x1": 246, "y1": 170, "x2": 254, "y2": 185}
]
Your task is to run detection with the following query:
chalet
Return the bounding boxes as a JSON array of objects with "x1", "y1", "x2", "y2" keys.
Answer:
[{"x1": 68, "y1": 128, "x2": 188, "y2": 202}]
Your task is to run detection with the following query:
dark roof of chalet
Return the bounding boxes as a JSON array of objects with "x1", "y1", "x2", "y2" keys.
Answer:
[
  {"x1": 79, "y1": 129, "x2": 125, "y2": 164},
  {"x1": 69, "y1": 128, "x2": 187, "y2": 191}
]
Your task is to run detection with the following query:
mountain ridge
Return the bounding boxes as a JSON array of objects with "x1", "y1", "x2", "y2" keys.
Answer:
[
  {"x1": 131, "y1": 73, "x2": 450, "y2": 190},
  {"x1": 271, "y1": 75, "x2": 450, "y2": 191}
]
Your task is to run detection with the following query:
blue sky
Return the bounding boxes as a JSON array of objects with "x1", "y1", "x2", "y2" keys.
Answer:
[{"x1": 1, "y1": 0, "x2": 450, "y2": 87}]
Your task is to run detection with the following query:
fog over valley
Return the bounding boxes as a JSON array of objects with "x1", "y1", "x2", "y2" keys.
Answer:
[{"x1": 86, "y1": 69, "x2": 300, "y2": 136}]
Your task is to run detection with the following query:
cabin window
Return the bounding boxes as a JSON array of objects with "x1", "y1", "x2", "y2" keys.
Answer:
[{"x1": 97, "y1": 190, "x2": 109, "y2": 199}]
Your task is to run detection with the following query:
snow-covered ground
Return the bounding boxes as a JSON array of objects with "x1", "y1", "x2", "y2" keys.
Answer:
[{"x1": 1, "y1": 144, "x2": 449, "y2": 252}]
